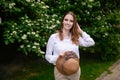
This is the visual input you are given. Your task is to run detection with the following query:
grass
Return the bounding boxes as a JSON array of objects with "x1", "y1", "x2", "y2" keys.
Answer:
[
  {"x1": 80, "y1": 53, "x2": 115, "y2": 80},
  {"x1": 0, "y1": 53, "x2": 115, "y2": 80}
]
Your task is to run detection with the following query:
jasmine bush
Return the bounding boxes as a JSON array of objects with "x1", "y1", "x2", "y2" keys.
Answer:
[
  {"x1": 1, "y1": 0, "x2": 60, "y2": 57},
  {"x1": 1, "y1": 0, "x2": 120, "y2": 60}
]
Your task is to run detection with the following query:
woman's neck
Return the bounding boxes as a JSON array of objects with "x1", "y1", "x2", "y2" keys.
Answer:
[{"x1": 62, "y1": 29, "x2": 71, "y2": 39}]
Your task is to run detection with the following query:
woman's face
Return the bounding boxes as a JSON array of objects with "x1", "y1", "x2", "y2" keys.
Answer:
[{"x1": 62, "y1": 14, "x2": 74, "y2": 31}]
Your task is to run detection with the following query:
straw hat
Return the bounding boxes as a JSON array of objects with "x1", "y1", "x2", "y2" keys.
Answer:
[{"x1": 56, "y1": 51, "x2": 79, "y2": 76}]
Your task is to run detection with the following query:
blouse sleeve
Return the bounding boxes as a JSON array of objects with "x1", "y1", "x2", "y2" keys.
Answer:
[
  {"x1": 45, "y1": 34, "x2": 58, "y2": 65},
  {"x1": 79, "y1": 32, "x2": 95, "y2": 47}
]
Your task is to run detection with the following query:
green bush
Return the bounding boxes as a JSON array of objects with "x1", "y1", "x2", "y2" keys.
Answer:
[
  {"x1": 1, "y1": 0, "x2": 60, "y2": 57},
  {"x1": 1, "y1": 0, "x2": 120, "y2": 60},
  {"x1": 45, "y1": 0, "x2": 120, "y2": 61}
]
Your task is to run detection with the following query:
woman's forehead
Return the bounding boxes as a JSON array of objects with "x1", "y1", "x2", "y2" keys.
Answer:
[{"x1": 64, "y1": 14, "x2": 74, "y2": 20}]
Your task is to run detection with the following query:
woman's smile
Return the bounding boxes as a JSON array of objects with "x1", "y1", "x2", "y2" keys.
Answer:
[{"x1": 63, "y1": 14, "x2": 74, "y2": 31}]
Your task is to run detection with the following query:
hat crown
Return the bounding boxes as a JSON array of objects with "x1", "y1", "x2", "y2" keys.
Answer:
[{"x1": 56, "y1": 51, "x2": 79, "y2": 75}]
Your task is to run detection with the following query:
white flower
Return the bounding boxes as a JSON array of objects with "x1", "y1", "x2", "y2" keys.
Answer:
[
  {"x1": 20, "y1": 45, "x2": 24, "y2": 48},
  {"x1": 26, "y1": 0, "x2": 31, "y2": 2},
  {"x1": 45, "y1": 42, "x2": 47, "y2": 45},
  {"x1": 39, "y1": 50, "x2": 45, "y2": 54},
  {"x1": 10, "y1": 33, "x2": 13, "y2": 35},
  {"x1": 25, "y1": 15, "x2": 28, "y2": 18},
  {"x1": 37, "y1": 0, "x2": 40, "y2": 2},
  {"x1": 56, "y1": 20, "x2": 60, "y2": 24},
  {"x1": 49, "y1": 25, "x2": 56, "y2": 29},
  {"x1": 87, "y1": 11, "x2": 90, "y2": 15},
  {"x1": 32, "y1": 46, "x2": 36, "y2": 48},
  {"x1": 88, "y1": 4, "x2": 92, "y2": 8},
  {"x1": 34, "y1": 42, "x2": 39, "y2": 46},
  {"x1": 14, "y1": 23, "x2": 17, "y2": 26},
  {"x1": 13, "y1": 31, "x2": 17, "y2": 34},
  {"x1": 35, "y1": 34, "x2": 39, "y2": 37},
  {"x1": 28, "y1": 23, "x2": 32, "y2": 26},
  {"x1": 16, "y1": 27, "x2": 18, "y2": 30},
  {"x1": 27, "y1": 45, "x2": 30, "y2": 47},
  {"x1": 118, "y1": 41, "x2": 120, "y2": 44},
  {"x1": 102, "y1": 25, "x2": 104, "y2": 27},
  {"x1": 41, "y1": 1, "x2": 45, "y2": 4},
  {"x1": 39, "y1": 19, "x2": 43, "y2": 21},
  {"x1": 12, "y1": 25, "x2": 15, "y2": 27},
  {"x1": 46, "y1": 20, "x2": 48, "y2": 23},
  {"x1": 27, "y1": 32, "x2": 30, "y2": 34},
  {"x1": 97, "y1": 16, "x2": 101, "y2": 20},
  {"x1": 32, "y1": 32, "x2": 35, "y2": 35},
  {"x1": 36, "y1": 31, "x2": 39, "y2": 33},
  {"x1": 25, "y1": 20, "x2": 29, "y2": 23},
  {"x1": 81, "y1": 2, "x2": 86, "y2": 6},
  {"x1": 22, "y1": 34, "x2": 27, "y2": 39},
  {"x1": 42, "y1": 6, "x2": 47, "y2": 9},
  {"x1": 9, "y1": 3, "x2": 15, "y2": 9},
  {"x1": 105, "y1": 33, "x2": 108, "y2": 36},
  {"x1": 21, "y1": 17, "x2": 24, "y2": 19},
  {"x1": 31, "y1": 3, "x2": 35, "y2": 6},
  {"x1": 19, "y1": 30, "x2": 22, "y2": 33},
  {"x1": 52, "y1": 19, "x2": 55, "y2": 21},
  {"x1": 52, "y1": 14, "x2": 57, "y2": 17},
  {"x1": 89, "y1": 0, "x2": 94, "y2": 2},
  {"x1": 46, "y1": 5, "x2": 49, "y2": 8},
  {"x1": 7, "y1": 31, "x2": 10, "y2": 33}
]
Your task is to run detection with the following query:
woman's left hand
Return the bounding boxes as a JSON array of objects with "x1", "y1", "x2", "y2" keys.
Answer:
[{"x1": 77, "y1": 23, "x2": 83, "y2": 34}]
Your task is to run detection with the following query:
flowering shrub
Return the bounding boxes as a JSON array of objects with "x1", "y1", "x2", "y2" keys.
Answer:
[
  {"x1": 1, "y1": 0, "x2": 120, "y2": 60},
  {"x1": 1, "y1": 0, "x2": 60, "y2": 57},
  {"x1": 45, "y1": 0, "x2": 120, "y2": 60}
]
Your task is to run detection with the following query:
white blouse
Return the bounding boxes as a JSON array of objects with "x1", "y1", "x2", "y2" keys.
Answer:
[{"x1": 45, "y1": 32, "x2": 95, "y2": 65}]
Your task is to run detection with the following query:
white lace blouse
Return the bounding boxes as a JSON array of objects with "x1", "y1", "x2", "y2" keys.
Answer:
[{"x1": 45, "y1": 32, "x2": 95, "y2": 65}]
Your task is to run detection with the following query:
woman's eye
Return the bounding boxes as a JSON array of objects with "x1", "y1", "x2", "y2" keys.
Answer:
[
  {"x1": 64, "y1": 19, "x2": 68, "y2": 21},
  {"x1": 64, "y1": 19, "x2": 74, "y2": 23},
  {"x1": 70, "y1": 20, "x2": 74, "y2": 22}
]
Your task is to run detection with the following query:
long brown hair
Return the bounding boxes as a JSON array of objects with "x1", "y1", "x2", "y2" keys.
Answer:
[{"x1": 57, "y1": 11, "x2": 81, "y2": 45}]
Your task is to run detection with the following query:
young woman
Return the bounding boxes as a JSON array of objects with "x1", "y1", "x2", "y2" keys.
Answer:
[{"x1": 45, "y1": 11, "x2": 95, "y2": 80}]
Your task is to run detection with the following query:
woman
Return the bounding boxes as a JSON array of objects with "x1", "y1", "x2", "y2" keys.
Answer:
[{"x1": 45, "y1": 11, "x2": 95, "y2": 80}]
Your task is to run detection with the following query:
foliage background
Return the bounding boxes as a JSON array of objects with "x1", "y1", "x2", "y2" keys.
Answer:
[{"x1": 0, "y1": 0, "x2": 120, "y2": 61}]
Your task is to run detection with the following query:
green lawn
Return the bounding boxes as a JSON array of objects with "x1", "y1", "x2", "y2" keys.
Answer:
[
  {"x1": 0, "y1": 53, "x2": 115, "y2": 80},
  {"x1": 80, "y1": 54, "x2": 114, "y2": 80}
]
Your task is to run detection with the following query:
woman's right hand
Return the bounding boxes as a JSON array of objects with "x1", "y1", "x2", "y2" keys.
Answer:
[{"x1": 59, "y1": 52, "x2": 65, "y2": 57}]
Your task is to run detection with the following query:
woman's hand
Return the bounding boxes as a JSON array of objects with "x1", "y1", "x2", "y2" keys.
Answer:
[
  {"x1": 77, "y1": 23, "x2": 83, "y2": 34},
  {"x1": 59, "y1": 52, "x2": 65, "y2": 57}
]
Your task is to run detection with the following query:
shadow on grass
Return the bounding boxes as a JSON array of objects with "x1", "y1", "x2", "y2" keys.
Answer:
[
  {"x1": 0, "y1": 52, "x2": 54, "y2": 80},
  {"x1": 0, "y1": 50, "x2": 115, "y2": 80}
]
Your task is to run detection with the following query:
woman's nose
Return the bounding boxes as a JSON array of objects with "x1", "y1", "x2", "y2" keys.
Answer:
[{"x1": 66, "y1": 21, "x2": 70, "y2": 24}]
